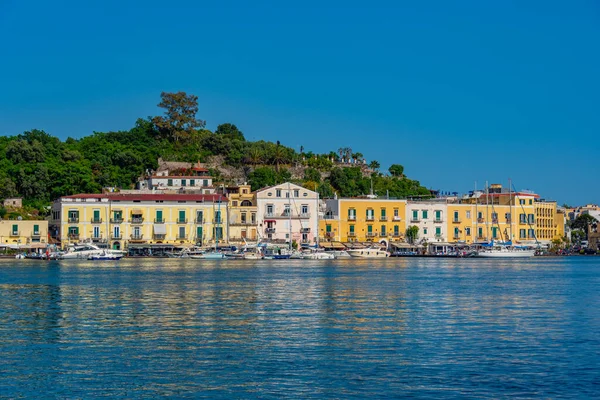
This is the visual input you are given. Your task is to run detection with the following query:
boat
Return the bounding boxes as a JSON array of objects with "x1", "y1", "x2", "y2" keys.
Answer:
[
  {"x1": 326, "y1": 249, "x2": 351, "y2": 258},
  {"x1": 301, "y1": 248, "x2": 335, "y2": 260},
  {"x1": 59, "y1": 243, "x2": 125, "y2": 260},
  {"x1": 347, "y1": 246, "x2": 390, "y2": 258},
  {"x1": 89, "y1": 251, "x2": 123, "y2": 261},
  {"x1": 475, "y1": 242, "x2": 535, "y2": 258}
]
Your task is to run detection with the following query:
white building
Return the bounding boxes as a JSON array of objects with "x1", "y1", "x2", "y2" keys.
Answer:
[
  {"x1": 406, "y1": 200, "x2": 448, "y2": 243},
  {"x1": 255, "y1": 182, "x2": 318, "y2": 245}
]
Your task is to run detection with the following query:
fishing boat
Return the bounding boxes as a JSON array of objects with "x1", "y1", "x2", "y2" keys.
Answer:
[{"x1": 347, "y1": 246, "x2": 390, "y2": 258}]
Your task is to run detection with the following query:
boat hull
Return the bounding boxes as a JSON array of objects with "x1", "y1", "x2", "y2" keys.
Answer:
[
  {"x1": 476, "y1": 250, "x2": 535, "y2": 258},
  {"x1": 347, "y1": 249, "x2": 390, "y2": 258}
]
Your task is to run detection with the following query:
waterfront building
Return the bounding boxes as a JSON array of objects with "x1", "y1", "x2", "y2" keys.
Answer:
[
  {"x1": 51, "y1": 193, "x2": 228, "y2": 250},
  {"x1": 0, "y1": 219, "x2": 48, "y2": 250},
  {"x1": 405, "y1": 199, "x2": 450, "y2": 243},
  {"x1": 255, "y1": 183, "x2": 318, "y2": 245},
  {"x1": 136, "y1": 160, "x2": 216, "y2": 194},
  {"x1": 320, "y1": 197, "x2": 407, "y2": 244},
  {"x1": 224, "y1": 184, "x2": 258, "y2": 243}
]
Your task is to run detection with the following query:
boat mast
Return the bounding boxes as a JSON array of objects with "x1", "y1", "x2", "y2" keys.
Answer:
[
  {"x1": 288, "y1": 182, "x2": 292, "y2": 251},
  {"x1": 475, "y1": 182, "x2": 478, "y2": 243},
  {"x1": 509, "y1": 178, "x2": 513, "y2": 242},
  {"x1": 485, "y1": 181, "x2": 489, "y2": 242}
]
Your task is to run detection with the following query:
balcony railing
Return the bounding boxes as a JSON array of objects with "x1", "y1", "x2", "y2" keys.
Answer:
[
  {"x1": 477, "y1": 218, "x2": 485, "y2": 223},
  {"x1": 348, "y1": 232, "x2": 356, "y2": 237},
  {"x1": 435, "y1": 234, "x2": 443, "y2": 238},
  {"x1": 452, "y1": 218, "x2": 461, "y2": 223},
  {"x1": 410, "y1": 218, "x2": 420, "y2": 223},
  {"x1": 325, "y1": 232, "x2": 334, "y2": 238},
  {"x1": 91, "y1": 218, "x2": 103, "y2": 224},
  {"x1": 154, "y1": 218, "x2": 165, "y2": 223},
  {"x1": 111, "y1": 218, "x2": 123, "y2": 224},
  {"x1": 393, "y1": 216, "x2": 401, "y2": 221},
  {"x1": 366, "y1": 216, "x2": 375, "y2": 221},
  {"x1": 380, "y1": 216, "x2": 388, "y2": 221},
  {"x1": 519, "y1": 220, "x2": 527, "y2": 225},
  {"x1": 130, "y1": 234, "x2": 144, "y2": 241},
  {"x1": 434, "y1": 218, "x2": 443, "y2": 223},
  {"x1": 195, "y1": 218, "x2": 204, "y2": 224},
  {"x1": 213, "y1": 218, "x2": 222, "y2": 224},
  {"x1": 348, "y1": 215, "x2": 356, "y2": 221},
  {"x1": 392, "y1": 232, "x2": 401, "y2": 237},
  {"x1": 31, "y1": 231, "x2": 41, "y2": 237},
  {"x1": 130, "y1": 217, "x2": 144, "y2": 224},
  {"x1": 265, "y1": 228, "x2": 276, "y2": 233},
  {"x1": 366, "y1": 232, "x2": 377, "y2": 237},
  {"x1": 380, "y1": 232, "x2": 387, "y2": 237},
  {"x1": 91, "y1": 235, "x2": 104, "y2": 242},
  {"x1": 301, "y1": 228, "x2": 311, "y2": 233},
  {"x1": 177, "y1": 218, "x2": 188, "y2": 224},
  {"x1": 176, "y1": 235, "x2": 187, "y2": 240},
  {"x1": 111, "y1": 234, "x2": 122, "y2": 240},
  {"x1": 68, "y1": 234, "x2": 79, "y2": 240},
  {"x1": 492, "y1": 218, "x2": 498, "y2": 224},
  {"x1": 68, "y1": 217, "x2": 79, "y2": 223},
  {"x1": 299, "y1": 213, "x2": 310, "y2": 219},
  {"x1": 10, "y1": 231, "x2": 20, "y2": 236},
  {"x1": 153, "y1": 234, "x2": 166, "y2": 240},
  {"x1": 453, "y1": 234, "x2": 461, "y2": 239}
]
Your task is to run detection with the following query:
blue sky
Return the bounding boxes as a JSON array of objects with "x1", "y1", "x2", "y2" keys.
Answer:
[{"x1": 1, "y1": 0, "x2": 598, "y2": 205}]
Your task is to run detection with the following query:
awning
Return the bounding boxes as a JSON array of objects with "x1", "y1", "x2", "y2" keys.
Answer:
[
  {"x1": 131, "y1": 209, "x2": 143, "y2": 214},
  {"x1": 154, "y1": 224, "x2": 167, "y2": 234},
  {"x1": 264, "y1": 220, "x2": 276, "y2": 223}
]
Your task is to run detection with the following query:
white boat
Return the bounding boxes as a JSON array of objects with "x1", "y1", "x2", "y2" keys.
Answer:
[
  {"x1": 476, "y1": 245, "x2": 535, "y2": 258},
  {"x1": 189, "y1": 251, "x2": 226, "y2": 259},
  {"x1": 326, "y1": 250, "x2": 351, "y2": 258},
  {"x1": 89, "y1": 251, "x2": 123, "y2": 261},
  {"x1": 301, "y1": 249, "x2": 335, "y2": 260},
  {"x1": 59, "y1": 243, "x2": 125, "y2": 260},
  {"x1": 347, "y1": 247, "x2": 390, "y2": 258}
]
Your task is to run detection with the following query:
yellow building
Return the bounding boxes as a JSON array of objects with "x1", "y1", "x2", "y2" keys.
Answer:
[
  {"x1": 0, "y1": 219, "x2": 49, "y2": 250},
  {"x1": 320, "y1": 197, "x2": 407, "y2": 244},
  {"x1": 51, "y1": 193, "x2": 228, "y2": 250},
  {"x1": 445, "y1": 184, "x2": 561, "y2": 245},
  {"x1": 225, "y1": 184, "x2": 258, "y2": 242}
]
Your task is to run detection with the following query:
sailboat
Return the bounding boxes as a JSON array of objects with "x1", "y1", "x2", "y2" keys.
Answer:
[{"x1": 474, "y1": 180, "x2": 535, "y2": 258}]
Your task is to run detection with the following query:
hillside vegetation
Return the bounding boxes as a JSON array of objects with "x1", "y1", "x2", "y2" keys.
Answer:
[{"x1": 0, "y1": 92, "x2": 431, "y2": 213}]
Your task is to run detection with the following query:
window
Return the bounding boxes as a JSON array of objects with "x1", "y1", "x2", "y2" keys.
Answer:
[
  {"x1": 349, "y1": 225, "x2": 355, "y2": 234},
  {"x1": 168, "y1": 179, "x2": 173, "y2": 186},
  {"x1": 215, "y1": 210, "x2": 222, "y2": 224},
  {"x1": 190, "y1": 179, "x2": 195, "y2": 186},
  {"x1": 178, "y1": 210, "x2": 186, "y2": 223},
  {"x1": 276, "y1": 189, "x2": 282, "y2": 197},
  {"x1": 381, "y1": 208, "x2": 386, "y2": 218},
  {"x1": 196, "y1": 226, "x2": 203, "y2": 241},
  {"x1": 367, "y1": 225, "x2": 373, "y2": 234},
  {"x1": 267, "y1": 205, "x2": 274, "y2": 216},
  {"x1": 182, "y1": 179, "x2": 187, "y2": 186},
  {"x1": 196, "y1": 210, "x2": 203, "y2": 223},
  {"x1": 285, "y1": 191, "x2": 289, "y2": 198},
  {"x1": 465, "y1": 227, "x2": 471, "y2": 236},
  {"x1": 93, "y1": 210, "x2": 100, "y2": 222},
  {"x1": 33, "y1": 224, "x2": 39, "y2": 235},
  {"x1": 326, "y1": 224, "x2": 332, "y2": 233},
  {"x1": 179, "y1": 226, "x2": 186, "y2": 239},
  {"x1": 505, "y1": 212, "x2": 511, "y2": 221},
  {"x1": 203, "y1": 180, "x2": 208, "y2": 187},
  {"x1": 214, "y1": 227, "x2": 223, "y2": 240},
  {"x1": 12, "y1": 224, "x2": 18, "y2": 235},
  {"x1": 302, "y1": 233, "x2": 308, "y2": 242},
  {"x1": 435, "y1": 210, "x2": 441, "y2": 221},
  {"x1": 422, "y1": 210, "x2": 428, "y2": 219},
  {"x1": 348, "y1": 209, "x2": 356, "y2": 220},
  {"x1": 478, "y1": 227, "x2": 483, "y2": 238},
  {"x1": 528, "y1": 214, "x2": 535, "y2": 224},
  {"x1": 491, "y1": 212, "x2": 498, "y2": 221},
  {"x1": 435, "y1": 227, "x2": 441, "y2": 236},
  {"x1": 93, "y1": 226, "x2": 100, "y2": 238},
  {"x1": 366, "y1": 209, "x2": 374, "y2": 220},
  {"x1": 520, "y1": 213, "x2": 526, "y2": 223},
  {"x1": 394, "y1": 209, "x2": 399, "y2": 217},
  {"x1": 528, "y1": 229, "x2": 535, "y2": 238},
  {"x1": 520, "y1": 229, "x2": 526, "y2": 238},
  {"x1": 519, "y1": 199, "x2": 525, "y2": 205},
  {"x1": 477, "y1": 211, "x2": 483, "y2": 219},
  {"x1": 412, "y1": 210, "x2": 418, "y2": 220},
  {"x1": 69, "y1": 226, "x2": 79, "y2": 236},
  {"x1": 241, "y1": 200, "x2": 252, "y2": 207},
  {"x1": 283, "y1": 205, "x2": 290, "y2": 216},
  {"x1": 454, "y1": 227, "x2": 459, "y2": 236},
  {"x1": 133, "y1": 227, "x2": 141, "y2": 238},
  {"x1": 423, "y1": 228, "x2": 428, "y2": 235},
  {"x1": 529, "y1": 199, "x2": 533, "y2": 205},
  {"x1": 113, "y1": 226, "x2": 120, "y2": 238},
  {"x1": 381, "y1": 225, "x2": 386, "y2": 235},
  {"x1": 68, "y1": 210, "x2": 79, "y2": 222},
  {"x1": 251, "y1": 213, "x2": 256, "y2": 224},
  {"x1": 454, "y1": 211, "x2": 459, "y2": 220},
  {"x1": 393, "y1": 225, "x2": 399, "y2": 236},
  {"x1": 156, "y1": 210, "x2": 163, "y2": 223},
  {"x1": 241, "y1": 212, "x2": 247, "y2": 224},
  {"x1": 294, "y1": 190, "x2": 299, "y2": 197},
  {"x1": 301, "y1": 205, "x2": 308, "y2": 215},
  {"x1": 466, "y1": 211, "x2": 471, "y2": 219},
  {"x1": 492, "y1": 227, "x2": 498, "y2": 238}
]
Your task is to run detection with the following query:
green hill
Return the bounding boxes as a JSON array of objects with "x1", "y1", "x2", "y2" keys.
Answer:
[{"x1": 0, "y1": 92, "x2": 431, "y2": 214}]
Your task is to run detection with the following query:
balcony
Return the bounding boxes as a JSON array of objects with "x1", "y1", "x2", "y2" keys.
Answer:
[
  {"x1": 452, "y1": 218, "x2": 461, "y2": 223},
  {"x1": 492, "y1": 218, "x2": 498, "y2": 224},
  {"x1": 434, "y1": 219, "x2": 443, "y2": 223},
  {"x1": 265, "y1": 228, "x2": 276, "y2": 234},
  {"x1": 301, "y1": 228, "x2": 311, "y2": 233},
  {"x1": 129, "y1": 234, "x2": 145, "y2": 241},
  {"x1": 453, "y1": 234, "x2": 461, "y2": 240},
  {"x1": 380, "y1": 216, "x2": 388, "y2": 221},
  {"x1": 91, "y1": 235, "x2": 104, "y2": 242},
  {"x1": 366, "y1": 232, "x2": 377, "y2": 237},
  {"x1": 111, "y1": 218, "x2": 124, "y2": 224},
  {"x1": 519, "y1": 220, "x2": 527, "y2": 225},
  {"x1": 91, "y1": 218, "x2": 103, "y2": 224},
  {"x1": 154, "y1": 218, "x2": 165, "y2": 223},
  {"x1": 477, "y1": 235, "x2": 485, "y2": 240},
  {"x1": 177, "y1": 218, "x2": 188, "y2": 224},
  {"x1": 348, "y1": 232, "x2": 356, "y2": 237},
  {"x1": 31, "y1": 231, "x2": 41, "y2": 238},
  {"x1": 325, "y1": 232, "x2": 334, "y2": 238},
  {"x1": 380, "y1": 232, "x2": 387, "y2": 237},
  {"x1": 393, "y1": 216, "x2": 401, "y2": 221},
  {"x1": 213, "y1": 218, "x2": 223, "y2": 224},
  {"x1": 10, "y1": 230, "x2": 20, "y2": 236},
  {"x1": 176, "y1": 235, "x2": 187, "y2": 240},
  {"x1": 153, "y1": 234, "x2": 166, "y2": 240},
  {"x1": 348, "y1": 215, "x2": 356, "y2": 221},
  {"x1": 299, "y1": 213, "x2": 310, "y2": 219},
  {"x1": 111, "y1": 234, "x2": 122, "y2": 240},
  {"x1": 366, "y1": 216, "x2": 375, "y2": 221},
  {"x1": 435, "y1": 234, "x2": 443, "y2": 239},
  {"x1": 195, "y1": 218, "x2": 205, "y2": 224},
  {"x1": 130, "y1": 217, "x2": 144, "y2": 224},
  {"x1": 392, "y1": 232, "x2": 401, "y2": 237},
  {"x1": 477, "y1": 218, "x2": 485, "y2": 223},
  {"x1": 68, "y1": 217, "x2": 79, "y2": 223},
  {"x1": 410, "y1": 218, "x2": 420, "y2": 223},
  {"x1": 68, "y1": 234, "x2": 79, "y2": 240}
]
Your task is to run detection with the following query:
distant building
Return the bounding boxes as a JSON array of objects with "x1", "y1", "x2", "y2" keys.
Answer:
[
  {"x1": 0, "y1": 219, "x2": 48, "y2": 250},
  {"x1": 3, "y1": 198, "x2": 22, "y2": 208},
  {"x1": 224, "y1": 184, "x2": 258, "y2": 243}
]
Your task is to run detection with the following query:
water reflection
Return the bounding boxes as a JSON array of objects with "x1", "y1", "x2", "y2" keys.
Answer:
[{"x1": 0, "y1": 257, "x2": 599, "y2": 398}]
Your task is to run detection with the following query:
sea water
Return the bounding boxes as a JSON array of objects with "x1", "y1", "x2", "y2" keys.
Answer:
[{"x1": 1, "y1": 257, "x2": 598, "y2": 398}]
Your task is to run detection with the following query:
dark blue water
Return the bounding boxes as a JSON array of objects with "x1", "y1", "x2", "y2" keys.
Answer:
[{"x1": 1, "y1": 257, "x2": 599, "y2": 398}]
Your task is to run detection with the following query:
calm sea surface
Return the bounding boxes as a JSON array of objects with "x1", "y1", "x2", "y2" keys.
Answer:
[{"x1": 1, "y1": 257, "x2": 599, "y2": 399}]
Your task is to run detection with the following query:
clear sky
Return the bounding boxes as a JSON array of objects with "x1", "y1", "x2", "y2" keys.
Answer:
[{"x1": 1, "y1": 0, "x2": 598, "y2": 205}]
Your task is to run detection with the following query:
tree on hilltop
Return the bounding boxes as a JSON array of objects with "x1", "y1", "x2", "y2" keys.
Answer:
[
  {"x1": 389, "y1": 164, "x2": 404, "y2": 177},
  {"x1": 152, "y1": 91, "x2": 205, "y2": 142}
]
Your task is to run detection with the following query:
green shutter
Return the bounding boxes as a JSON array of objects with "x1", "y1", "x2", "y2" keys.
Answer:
[
  {"x1": 33, "y1": 224, "x2": 39, "y2": 233},
  {"x1": 349, "y1": 225, "x2": 355, "y2": 233},
  {"x1": 381, "y1": 208, "x2": 386, "y2": 217},
  {"x1": 423, "y1": 210, "x2": 428, "y2": 219},
  {"x1": 435, "y1": 210, "x2": 441, "y2": 219},
  {"x1": 190, "y1": 179, "x2": 195, "y2": 186},
  {"x1": 12, "y1": 224, "x2": 18, "y2": 233},
  {"x1": 326, "y1": 224, "x2": 332, "y2": 232},
  {"x1": 156, "y1": 210, "x2": 162, "y2": 221},
  {"x1": 179, "y1": 210, "x2": 186, "y2": 222},
  {"x1": 197, "y1": 226, "x2": 203, "y2": 238},
  {"x1": 436, "y1": 227, "x2": 441, "y2": 235},
  {"x1": 93, "y1": 210, "x2": 100, "y2": 219},
  {"x1": 413, "y1": 210, "x2": 418, "y2": 219},
  {"x1": 367, "y1": 225, "x2": 372, "y2": 233}
]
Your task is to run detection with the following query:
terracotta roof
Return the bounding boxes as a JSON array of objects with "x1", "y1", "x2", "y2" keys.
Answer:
[{"x1": 61, "y1": 193, "x2": 228, "y2": 202}]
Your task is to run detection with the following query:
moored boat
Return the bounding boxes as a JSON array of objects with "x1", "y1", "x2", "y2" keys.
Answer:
[{"x1": 347, "y1": 247, "x2": 390, "y2": 258}]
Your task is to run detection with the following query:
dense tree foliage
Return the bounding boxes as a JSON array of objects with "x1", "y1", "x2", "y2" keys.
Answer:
[{"x1": 0, "y1": 92, "x2": 431, "y2": 213}]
